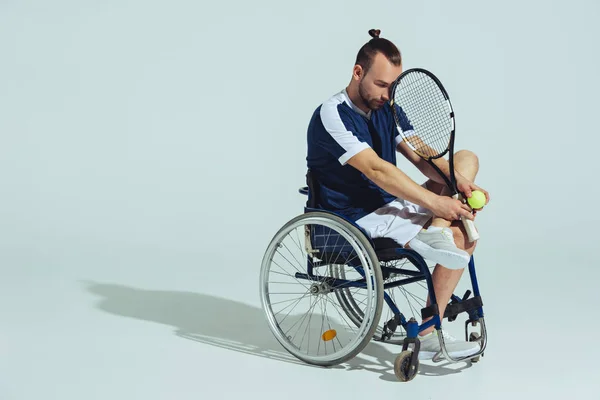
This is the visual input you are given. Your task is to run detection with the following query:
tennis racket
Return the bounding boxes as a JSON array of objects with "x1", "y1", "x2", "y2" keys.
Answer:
[{"x1": 389, "y1": 68, "x2": 479, "y2": 242}]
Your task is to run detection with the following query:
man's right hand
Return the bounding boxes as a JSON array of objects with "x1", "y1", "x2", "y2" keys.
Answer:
[{"x1": 430, "y1": 196, "x2": 474, "y2": 221}]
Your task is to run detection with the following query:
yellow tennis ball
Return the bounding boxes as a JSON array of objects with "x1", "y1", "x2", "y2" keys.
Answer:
[{"x1": 467, "y1": 190, "x2": 486, "y2": 209}]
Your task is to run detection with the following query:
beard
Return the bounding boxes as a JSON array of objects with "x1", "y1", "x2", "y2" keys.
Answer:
[{"x1": 358, "y1": 80, "x2": 384, "y2": 111}]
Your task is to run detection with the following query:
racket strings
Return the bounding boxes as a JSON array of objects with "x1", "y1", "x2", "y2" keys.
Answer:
[
  {"x1": 393, "y1": 71, "x2": 452, "y2": 158},
  {"x1": 410, "y1": 81, "x2": 449, "y2": 150},
  {"x1": 401, "y1": 76, "x2": 449, "y2": 155}
]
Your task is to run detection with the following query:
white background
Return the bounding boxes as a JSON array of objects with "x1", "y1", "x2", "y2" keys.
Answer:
[{"x1": 1, "y1": 0, "x2": 599, "y2": 398}]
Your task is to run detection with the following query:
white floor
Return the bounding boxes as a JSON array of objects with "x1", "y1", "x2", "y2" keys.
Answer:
[
  {"x1": 2, "y1": 1, "x2": 600, "y2": 399},
  {"x1": 2, "y1": 197, "x2": 599, "y2": 399}
]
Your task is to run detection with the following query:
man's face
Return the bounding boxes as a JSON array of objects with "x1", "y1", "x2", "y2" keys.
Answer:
[{"x1": 356, "y1": 52, "x2": 402, "y2": 111}]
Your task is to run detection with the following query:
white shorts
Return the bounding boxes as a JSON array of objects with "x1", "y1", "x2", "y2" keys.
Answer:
[{"x1": 355, "y1": 186, "x2": 434, "y2": 247}]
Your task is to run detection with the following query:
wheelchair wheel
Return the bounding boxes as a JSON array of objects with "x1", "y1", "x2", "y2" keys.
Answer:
[
  {"x1": 394, "y1": 350, "x2": 419, "y2": 382},
  {"x1": 260, "y1": 211, "x2": 384, "y2": 366},
  {"x1": 333, "y1": 256, "x2": 432, "y2": 344}
]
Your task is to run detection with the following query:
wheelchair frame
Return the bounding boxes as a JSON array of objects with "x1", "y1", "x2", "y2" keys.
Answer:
[{"x1": 260, "y1": 170, "x2": 487, "y2": 381}]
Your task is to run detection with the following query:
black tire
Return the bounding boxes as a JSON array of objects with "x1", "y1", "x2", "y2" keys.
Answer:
[
  {"x1": 260, "y1": 211, "x2": 384, "y2": 366},
  {"x1": 394, "y1": 350, "x2": 419, "y2": 382}
]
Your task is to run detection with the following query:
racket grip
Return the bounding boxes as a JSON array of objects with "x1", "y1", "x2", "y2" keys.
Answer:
[
  {"x1": 454, "y1": 194, "x2": 480, "y2": 242},
  {"x1": 461, "y1": 217, "x2": 479, "y2": 242}
]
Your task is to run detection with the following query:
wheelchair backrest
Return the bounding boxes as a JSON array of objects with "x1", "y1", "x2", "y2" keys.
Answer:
[{"x1": 298, "y1": 169, "x2": 367, "y2": 261}]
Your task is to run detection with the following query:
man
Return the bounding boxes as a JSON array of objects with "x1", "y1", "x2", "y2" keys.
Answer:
[{"x1": 305, "y1": 29, "x2": 489, "y2": 360}]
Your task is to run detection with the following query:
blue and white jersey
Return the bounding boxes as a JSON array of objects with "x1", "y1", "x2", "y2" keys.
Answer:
[{"x1": 306, "y1": 89, "x2": 415, "y2": 222}]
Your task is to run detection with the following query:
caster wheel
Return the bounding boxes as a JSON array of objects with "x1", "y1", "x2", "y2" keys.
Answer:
[
  {"x1": 394, "y1": 350, "x2": 419, "y2": 382},
  {"x1": 469, "y1": 332, "x2": 482, "y2": 363}
]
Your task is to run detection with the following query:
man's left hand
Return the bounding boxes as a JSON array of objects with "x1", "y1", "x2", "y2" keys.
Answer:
[{"x1": 456, "y1": 173, "x2": 490, "y2": 210}]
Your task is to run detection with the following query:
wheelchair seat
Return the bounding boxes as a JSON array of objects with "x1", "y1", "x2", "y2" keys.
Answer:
[
  {"x1": 299, "y1": 171, "x2": 404, "y2": 262},
  {"x1": 372, "y1": 237, "x2": 404, "y2": 261}
]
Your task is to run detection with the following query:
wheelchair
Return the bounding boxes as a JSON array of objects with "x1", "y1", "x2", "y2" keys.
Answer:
[{"x1": 259, "y1": 170, "x2": 487, "y2": 382}]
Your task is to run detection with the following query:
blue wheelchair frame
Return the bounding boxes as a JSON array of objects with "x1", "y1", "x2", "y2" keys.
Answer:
[{"x1": 297, "y1": 178, "x2": 485, "y2": 353}]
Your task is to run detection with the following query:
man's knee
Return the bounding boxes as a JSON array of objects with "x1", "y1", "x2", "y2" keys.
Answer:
[
  {"x1": 455, "y1": 149, "x2": 479, "y2": 163},
  {"x1": 455, "y1": 149, "x2": 479, "y2": 168}
]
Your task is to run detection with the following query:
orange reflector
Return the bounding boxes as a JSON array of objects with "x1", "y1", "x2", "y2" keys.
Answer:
[{"x1": 322, "y1": 329, "x2": 337, "y2": 341}]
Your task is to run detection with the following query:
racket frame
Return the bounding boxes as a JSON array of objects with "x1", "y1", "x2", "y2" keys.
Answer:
[{"x1": 390, "y1": 68, "x2": 479, "y2": 242}]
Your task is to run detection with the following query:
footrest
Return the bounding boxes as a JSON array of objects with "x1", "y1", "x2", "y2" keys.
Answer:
[
  {"x1": 445, "y1": 296, "x2": 483, "y2": 321},
  {"x1": 421, "y1": 296, "x2": 483, "y2": 320}
]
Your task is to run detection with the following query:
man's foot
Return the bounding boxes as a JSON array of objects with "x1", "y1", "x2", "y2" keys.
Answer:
[
  {"x1": 407, "y1": 226, "x2": 470, "y2": 269},
  {"x1": 417, "y1": 329, "x2": 479, "y2": 360}
]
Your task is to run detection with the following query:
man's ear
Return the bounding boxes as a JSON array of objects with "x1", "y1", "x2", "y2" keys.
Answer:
[{"x1": 352, "y1": 65, "x2": 364, "y2": 81}]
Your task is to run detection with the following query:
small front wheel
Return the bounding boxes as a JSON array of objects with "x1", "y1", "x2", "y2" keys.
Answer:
[{"x1": 394, "y1": 350, "x2": 419, "y2": 382}]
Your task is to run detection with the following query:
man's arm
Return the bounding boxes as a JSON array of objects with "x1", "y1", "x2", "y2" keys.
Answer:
[
  {"x1": 346, "y1": 148, "x2": 438, "y2": 210},
  {"x1": 396, "y1": 139, "x2": 452, "y2": 186},
  {"x1": 347, "y1": 147, "x2": 474, "y2": 221},
  {"x1": 396, "y1": 139, "x2": 488, "y2": 203}
]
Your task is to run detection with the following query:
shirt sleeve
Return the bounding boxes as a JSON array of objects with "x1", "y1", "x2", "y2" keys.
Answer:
[
  {"x1": 392, "y1": 103, "x2": 416, "y2": 147},
  {"x1": 318, "y1": 102, "x2": 371, "y2": 165}
]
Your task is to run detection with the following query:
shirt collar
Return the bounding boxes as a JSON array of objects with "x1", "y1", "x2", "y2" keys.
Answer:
[{"x1": 342, "y1": 88, "x2": 371, "y2": 120}]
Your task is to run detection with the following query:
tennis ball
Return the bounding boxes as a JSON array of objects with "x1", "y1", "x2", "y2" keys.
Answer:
[{"x1": 467, "y1": 190, "x2": 486, "y2": 209}]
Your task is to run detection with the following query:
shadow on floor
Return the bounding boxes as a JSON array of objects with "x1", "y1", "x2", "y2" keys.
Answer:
[{"x1": 83, "y1": 282, "x2": 473, "y2": 381}]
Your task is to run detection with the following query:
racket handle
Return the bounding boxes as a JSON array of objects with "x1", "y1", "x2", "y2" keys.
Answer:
[
  {"x1": 461, "y1": 216, "x2": 479, "y2": 242},
  {"x1": 454, "y1": 194, "x2": 480, "y2": 242}
]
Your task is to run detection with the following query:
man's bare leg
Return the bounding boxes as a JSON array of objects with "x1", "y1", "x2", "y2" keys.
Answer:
[
  {"x1": 428, "y1": 149, "x2": 480, "y2": 229},
  {"x1": 414, "y1": 150, "x2": 480, "y2": 335}
]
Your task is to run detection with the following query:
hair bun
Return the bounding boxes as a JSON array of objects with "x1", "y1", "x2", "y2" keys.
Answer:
[{"x1": 368, "y1": 29, "x2": 381, "y2": 39}]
